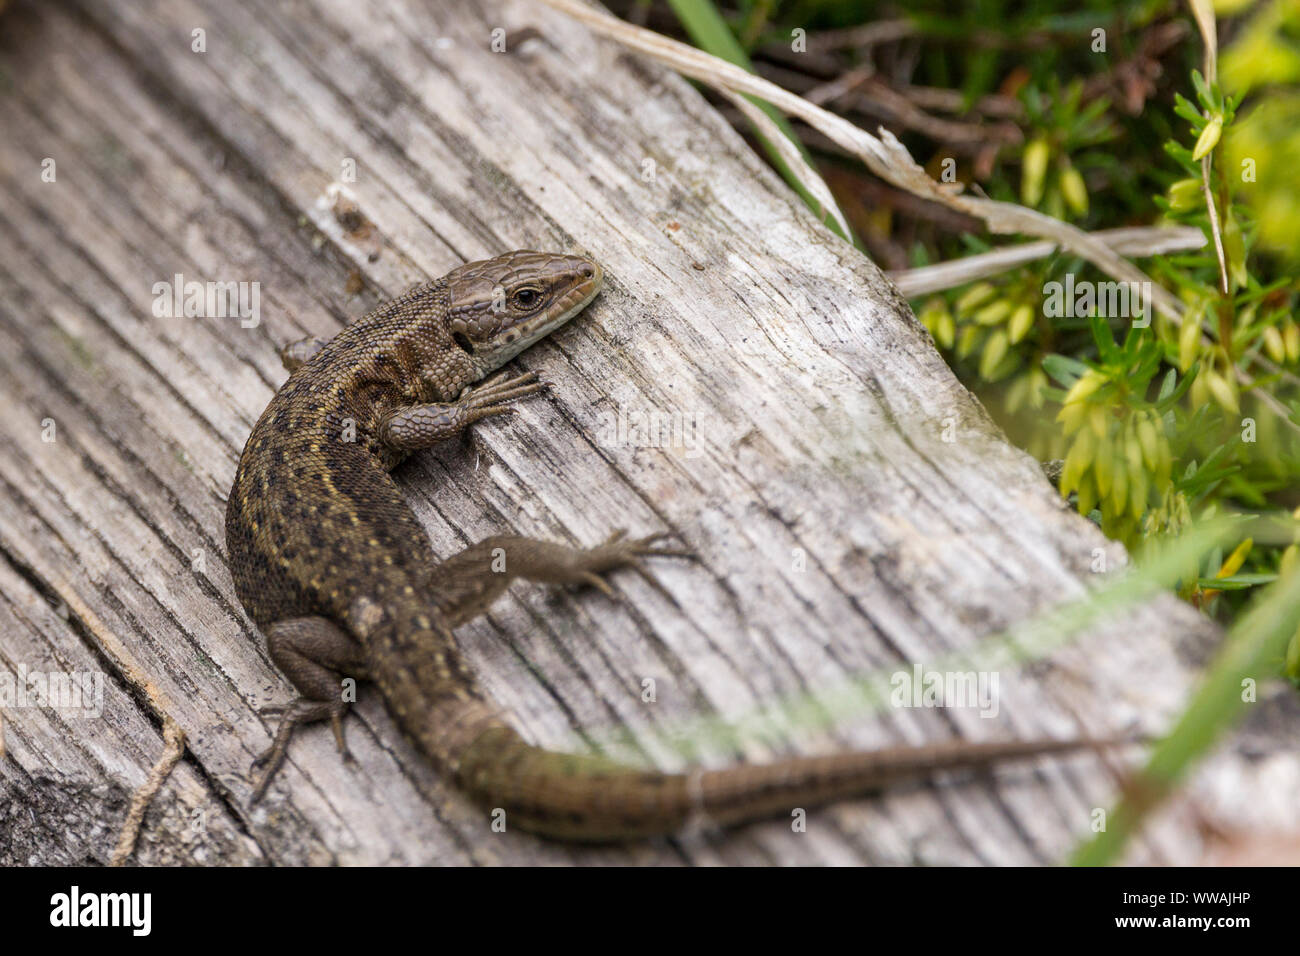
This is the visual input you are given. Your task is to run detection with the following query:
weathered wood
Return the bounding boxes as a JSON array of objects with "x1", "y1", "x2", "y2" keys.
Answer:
[{"x1": 0, "y1": 0, "x2": 1291, "y2": 865}]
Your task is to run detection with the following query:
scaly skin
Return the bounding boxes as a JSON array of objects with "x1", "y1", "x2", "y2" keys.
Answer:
[{"x1": 226, "y1": 250, "x2": 1103, "y2": 841}]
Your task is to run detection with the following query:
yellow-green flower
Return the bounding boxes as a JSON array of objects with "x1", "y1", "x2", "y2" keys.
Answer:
[
  {"x1": 1021, "y1": 138, "x2": 1050, "y2": 207},
  {"x1": 1192, "y1": 115, "x2": 1223, "y2": 161}
]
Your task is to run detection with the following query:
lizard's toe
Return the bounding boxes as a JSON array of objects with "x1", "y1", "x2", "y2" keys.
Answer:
[{"x1": 625, "y1": 532, "x2": 695, "y2": 561}]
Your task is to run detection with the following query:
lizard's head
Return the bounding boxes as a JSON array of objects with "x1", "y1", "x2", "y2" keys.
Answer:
[{"x1": 442, "y1": 250, "x2": 603, "y2": 378}]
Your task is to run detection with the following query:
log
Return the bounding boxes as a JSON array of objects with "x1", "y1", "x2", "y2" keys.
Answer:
[{"x1": 0, "y1": 0, "x2": 1289, "y2": 865}]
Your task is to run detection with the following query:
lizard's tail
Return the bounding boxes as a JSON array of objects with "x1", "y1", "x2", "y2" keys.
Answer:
[
  {"x1": 369, "y1": 603, "x2": 1115, "y2": 841},
  {"x1": 452, "y1": 725, "x2": 1110, "y2": 841}
]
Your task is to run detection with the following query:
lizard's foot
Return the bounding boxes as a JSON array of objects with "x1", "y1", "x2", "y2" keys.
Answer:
[
  {"x1": 568, "y1": 530, "x2": 695, "y2": 599},
  {"x1": 426, "y1": 531, "x2": 697, "y2": 628},
  {"x1": 453, "y1": 370, "x2": 548, "y2": 424},
  {"x1": 250, "y1": 698, "x2": 351, "y2": 803},
  {"x1": 381, "y1": 371, "x2": 548, "y2": 451}
]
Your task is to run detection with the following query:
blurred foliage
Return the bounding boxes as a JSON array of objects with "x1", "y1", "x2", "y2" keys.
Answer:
[
  {"x1": 627, "y1": 0, "x2": 1300, "y2": 635},
  {"x1": 1219, "y1": 0, "x2": 1300, "y2": 261}
]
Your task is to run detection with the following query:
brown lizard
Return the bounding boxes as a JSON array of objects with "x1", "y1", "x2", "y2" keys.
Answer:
[{"x1": 225, "y1": 250, "x2": 1105, "y2": 840}]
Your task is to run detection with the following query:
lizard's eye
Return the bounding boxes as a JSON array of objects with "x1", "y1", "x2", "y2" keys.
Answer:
[{"x1": 511, "y1": 287, "x2": 541, "y2": 310}]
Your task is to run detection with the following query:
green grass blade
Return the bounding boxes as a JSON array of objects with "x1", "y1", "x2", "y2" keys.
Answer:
[{"x1": 1071, "y1": 562, "x2": 1300, "y2": 866}]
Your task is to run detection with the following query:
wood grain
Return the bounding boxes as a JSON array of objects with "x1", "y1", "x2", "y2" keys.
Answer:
[{"x1": 0, "y1": 0, "x2": 1291, "y2": 865}]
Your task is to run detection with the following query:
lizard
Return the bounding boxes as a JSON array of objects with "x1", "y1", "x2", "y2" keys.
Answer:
[{"x1": 225, "y1": 249, "x2": 1110, "y2": 841}]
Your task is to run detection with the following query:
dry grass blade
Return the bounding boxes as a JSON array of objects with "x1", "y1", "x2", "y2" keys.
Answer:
[
  {"x1": 889, "y1": 226, "x2": 1207, "y2": 298},
  {"x1": 719, "y1": 88, "x2": 851, "y2": 238}
]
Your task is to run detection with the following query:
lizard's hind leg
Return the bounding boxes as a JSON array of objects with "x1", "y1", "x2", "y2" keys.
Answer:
[
  {"x1": 251, "y1": 615, "x2": 369, "y2": 802},
  {"x1": 429, "y1": 531, "x2": 693, "y2": 628}
]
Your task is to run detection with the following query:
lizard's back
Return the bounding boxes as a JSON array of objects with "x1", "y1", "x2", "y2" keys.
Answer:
[{"x1": 225, "y1": 289, "x2": 440, "y2": 629}]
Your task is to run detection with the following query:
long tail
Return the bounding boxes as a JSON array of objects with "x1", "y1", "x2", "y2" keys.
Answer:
[
  {"x1": 369, "y1": 602, "x2": 1110, "y2": 842},
  {"x1": 452, "y1": 727, "x2": 1105, "y2": 841}
]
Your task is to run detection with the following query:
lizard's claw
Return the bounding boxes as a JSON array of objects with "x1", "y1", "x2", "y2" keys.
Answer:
[
  {"x1": 249, "y1": 698, "x2": 353, "y2": 803},
  {"x1": 454, "y1": 371, "x2": 548, "y2": 428},
  {"x1": 619, "y1": 530, "x2": 696, "y2": 560},
  {"x1": 469, "y1": 368, "x2": 534, "y2": 393},
  {"x1": 250, "y1": 740, "x2": 289, "y2": 804},
  {"x1": 587, "y1": 529, "x2": 696, "y2": 567},
  {"x1": 574, "y1": 530, "x2": 696, "y2": 600},
  {"x1": 250, "y1": 707, "x2": 306, "y2": 803},
  {"x1": 331, "y1": 711, "x2": 357, "y2": 766},
  {"x1": 250, "y1": 744, "x2": 278, "y2": 772},
  {"x1": 577, "y1": 571, "x2": 617, "y2": 598},
  {"x1": 462, "y1": 370, "x2": 547, "y2": 407}
]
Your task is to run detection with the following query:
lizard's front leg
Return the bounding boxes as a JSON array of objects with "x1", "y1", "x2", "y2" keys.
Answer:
[
  {"x1": 378, "y1": 370, "x2": 546, "y2": 450},
  {"x1": 430, "y1": 531, "x2": 692, "y2": 628}
]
